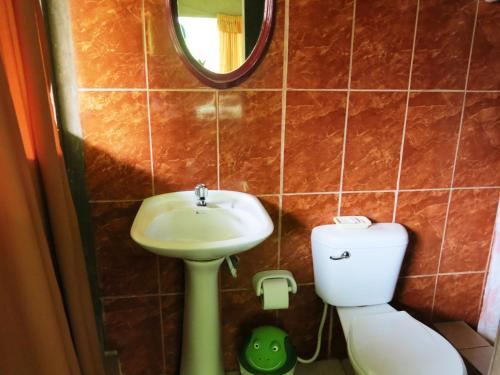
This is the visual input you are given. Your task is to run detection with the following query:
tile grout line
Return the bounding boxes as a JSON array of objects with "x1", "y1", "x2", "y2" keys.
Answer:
[
  {"x1": 451, "y1": 186, "x2": 500, "y2": 190},
  {"x1": 468, "y1": 89, "x2": 500, "y2": 93},
  {"x1": 400, "y1": 270, "x2": 487, "y2": 279},
  {"x1": 399, "y1": 187, "x2": 445, "y2": 192},
  {"x1": 226, "y1": 88, "x2": 282, "y2": 92},
  {"x1": 142, "y1": 3, "x2": 165, "y2": 370},
  {"x1": 98, "y1": 269, "x2": 488, "y2": 299},
  {"x1": 220, "y1": 272, "x2": 489, "y2": 291},
  {"x1": 277, "y1": 0, "x2": 290, "y2": 270},
  {"x1": 90, "y1": 199, "x2": 145, "y2": 203},
  {"x1": 149, "y1": 88, "x2": 215, "y2": 92},
  {"x1": 327, "y1": 0, "x2": 358, "y2": 357},
  {"x1": 284, "y1": 192, "x2": 341, "y2": 196},
  {"x1": 87, "y1": 186, "x2": 500, "y2": 204},
  {"x1": 287, "y1": 88, "x2": 499, "y2": 93},
  {"x1": 337, "y1": 0, "x2": 357, "y2": 217},
  {"x1": 78, "y1": 87, "x2": 500, "y2": 94},
  {"x1": 277, "y1": 192, "x2": 283, "y2": 270},
  {"x1": 431, "y1": 0, "x2": 481, "y2": 318},
  {"x1": 216, "y1": 90, "x2": 221, "y2": 189},
  {"x1": 392, "y1": 0, "x2": 420, "y2": 223},
  {"x1": 141, "y1": 0, "x2": 155, "y2": 197},
  {"x1": 78, "y1": 88, "x2": 148, "y2": 92},
  {"x1": 288, "y1": 88, "x2": 350, "y2": 92},
  {"x1": 100, "y1": 292, "x2": 184, "y2": 301},
  {"x1": 77, "y1": 87, "x2": 500, "y2": 93},
  {"x1": 86, "y1": 186, "x2": 500, "y2": 204}
]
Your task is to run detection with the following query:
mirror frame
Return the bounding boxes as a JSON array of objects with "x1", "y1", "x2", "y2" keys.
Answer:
[{"x1": 166, "y1": 0, "x2": 275, "y2": 89}]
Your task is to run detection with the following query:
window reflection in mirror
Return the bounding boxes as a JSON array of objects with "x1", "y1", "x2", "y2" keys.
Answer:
[{"x1": 177, "y1": 0, "x2": 265, "y2": 73}]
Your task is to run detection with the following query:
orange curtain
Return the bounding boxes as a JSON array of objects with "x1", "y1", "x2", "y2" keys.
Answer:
[
  {"x1": 0, "y1": 1, "x2": 105, "y2": 375},
  {"x1": 217, "y1": 13, "x2": 244, "y2": 73}
]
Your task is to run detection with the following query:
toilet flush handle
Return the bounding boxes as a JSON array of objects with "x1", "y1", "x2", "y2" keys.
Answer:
[{"x1": 329, "y1": 251, "x2": 350, "y2": 260}]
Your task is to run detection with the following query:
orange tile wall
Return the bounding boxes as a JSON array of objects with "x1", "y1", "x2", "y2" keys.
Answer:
[{"x1": 69, "y1": 0, "x2": 500, "y2": 374}]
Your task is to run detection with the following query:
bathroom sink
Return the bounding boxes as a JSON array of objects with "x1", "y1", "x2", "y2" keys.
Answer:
[
  {"x1": 131, "y1": 189, "x2": 274, "y2": 375},
  {"x1": 130, "y1": 190, "x2": 274, "y2": 261}
]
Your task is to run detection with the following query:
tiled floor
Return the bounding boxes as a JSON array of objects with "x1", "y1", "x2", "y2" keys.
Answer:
[
  {"x1": 434, "y1": 321, "x2": 494, "y2": 375},
  {"x1": 227, "y1": 359, "x2": 351, "y2": 375}
]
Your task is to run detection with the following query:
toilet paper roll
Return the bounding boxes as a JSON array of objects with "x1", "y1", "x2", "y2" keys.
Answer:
[{"x1": 261, "y1": 278, "x2": 290, "y2": 310}]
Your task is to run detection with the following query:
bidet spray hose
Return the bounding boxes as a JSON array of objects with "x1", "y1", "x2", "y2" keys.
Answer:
[{"x1": 297, "y1": 302, "x2": 329, "y2": 364}]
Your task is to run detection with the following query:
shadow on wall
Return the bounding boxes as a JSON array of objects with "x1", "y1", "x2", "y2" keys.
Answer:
[
  {"x1": 73, "y1": 131, "x2": 497, "y2": 375},
  {"x1": 73, "y1": 136, "x2": 345, "y2": 375}
]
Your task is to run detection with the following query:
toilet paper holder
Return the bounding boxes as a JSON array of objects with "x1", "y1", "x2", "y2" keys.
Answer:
[{"x1": 252, "y1": 270, "x2": 298, "y2": 297}]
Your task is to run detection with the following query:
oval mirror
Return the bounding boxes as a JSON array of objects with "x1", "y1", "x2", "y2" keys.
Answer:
[{"x1": 167, "y1": 0, "x2": 275, "y2": 88}]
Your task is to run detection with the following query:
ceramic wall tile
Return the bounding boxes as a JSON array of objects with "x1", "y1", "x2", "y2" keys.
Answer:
[
  {"x1": 221, "y1": 290, "x2": 276, "y2": 371},
  {"x1": 411, "y1": 0, "x2": 476, "y2": 89},
  {"x1": 454, "y1": 93, "x2": 500, "y2": 187},
  {"x1": 287, "y1": 0, "x2": 353, "y2": 89},
  {"x1": 400, "y1": 92, "x2": 463, "y2": 189},
  {"x1": 70, "y1": 0, "x2": 145, "y2": 88},
  {"x1": 393, "y1": 276, "x2": 436, "y2": 323},
  {"x1": 159, "y1": 257, "x2": 184, "y2": 294},
  {"x1": 103, "y1": 296, "x2": 163, "y2": 375},
  {"x1": 396, "y1": 191, "x2": 449, "y2": 276},
  {"x1": 284, "y1": 91, "x2": 346, "y2": 193},
  {"x1": 468, "y1": 2, "x2": 500, "y2": 90},
  {"x1": 150, "y1": 91, "x2": 217, "y2": 193},
  {"x1": 145, "y1": 0, "x2": 203, "y2": 88},
  {"x1": 220, "y1": 196, "x2": 279, "y2": 290},
  {"x1": 433, "y1": 273, "x2": 485, "y2": 327},
  {"x1": 343, "y1": 92, "x2": 406, "y2": 191},
  {"x1": 280, "y1": 194, "x2": 339, "y2": 283},
  {"x1": 340, "y1": 192, "x2": 395, "y2": 223},
  {"x1": 351, "y1": 0, "x2": 417, "y2": 89},
  {"x1": 91, "y1": 202, "x2": 158, "y2": 297},
  {"x1": 440, "y1": 189, "x2": 499, "y2": 273},
  {"x1": 161, "y1": 295, "x2": 184, "y2": 375},
  {"x1": 79, "y1": 92, "x2": 152, "y2": 200},
  {"x1": 219, "y1": 91, "x2": 282, "y2": 194}
]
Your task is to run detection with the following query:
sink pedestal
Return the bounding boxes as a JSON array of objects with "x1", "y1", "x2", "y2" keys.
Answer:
[{"x1": 181, "y1": 258, "x2": 225, "y2": 375}]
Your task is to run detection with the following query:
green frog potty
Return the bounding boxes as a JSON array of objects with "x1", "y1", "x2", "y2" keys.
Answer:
[{"x1": 238, "y1": 326, "x2": 297, "y2": 375}]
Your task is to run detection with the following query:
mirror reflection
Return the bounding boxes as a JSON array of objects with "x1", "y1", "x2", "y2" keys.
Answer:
[{"x1": 177, "y1": 0, "x2": 265, "y2": 73}]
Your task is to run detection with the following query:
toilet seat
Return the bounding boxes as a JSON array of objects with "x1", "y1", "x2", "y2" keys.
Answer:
[{"x1": 347, "y1": 311, "x2": 466, "y2": 375}]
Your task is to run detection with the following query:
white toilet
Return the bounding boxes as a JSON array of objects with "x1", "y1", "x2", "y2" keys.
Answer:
[{"x1": 311, "y1": 223, "x2": 467, "y2": 375}]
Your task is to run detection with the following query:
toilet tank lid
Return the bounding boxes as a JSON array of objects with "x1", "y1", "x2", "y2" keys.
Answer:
[{"x1": 312, "y1": 223, "x2": 408, "y2": 248}]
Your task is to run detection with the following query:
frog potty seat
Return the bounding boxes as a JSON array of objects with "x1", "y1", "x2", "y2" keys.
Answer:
[{"x1": 239, "y1": 326, "x2": 297, "y2": 375}]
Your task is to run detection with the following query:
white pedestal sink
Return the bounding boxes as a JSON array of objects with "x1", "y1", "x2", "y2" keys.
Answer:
[{"x1": 131, "y1": 190, "x2": 274, "y2": 375}]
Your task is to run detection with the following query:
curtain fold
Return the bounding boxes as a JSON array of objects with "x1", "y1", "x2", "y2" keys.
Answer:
[
  {"x1": 478, "y1": 207, "x2": 500, "y2": 343},
  {"x1": 0, "y1": 1, "x2": 105, "y2": 374},
  {"x1": 217, "y1": 13, "x2": 244, "y2": 73}
]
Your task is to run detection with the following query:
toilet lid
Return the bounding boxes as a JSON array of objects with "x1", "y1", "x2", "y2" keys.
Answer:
[{"x1": 348, "y1": 311, "x2": 465, "y2": 375}]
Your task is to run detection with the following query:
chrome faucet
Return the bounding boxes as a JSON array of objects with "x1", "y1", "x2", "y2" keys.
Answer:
[{"x1": 194, "y1": 184, "x2": 208, "y2": 206}]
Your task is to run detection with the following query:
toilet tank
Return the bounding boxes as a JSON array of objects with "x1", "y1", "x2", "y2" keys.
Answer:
[{"x1": 311, "y1": 223, "x2": 408, "y2": 307}]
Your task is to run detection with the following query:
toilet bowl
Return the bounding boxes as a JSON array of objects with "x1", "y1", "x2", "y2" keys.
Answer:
[
  {"x1": 310, "y1": 223, "x2": 467, "y2": 375},
  {"x1": 337, "y1": 304, "x2": 466, "y2": 375}
]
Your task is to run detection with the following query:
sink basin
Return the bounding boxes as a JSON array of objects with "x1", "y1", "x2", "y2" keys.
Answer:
[{"x1": 130, "y1": 190, "x2": 274, "y2": 260}]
